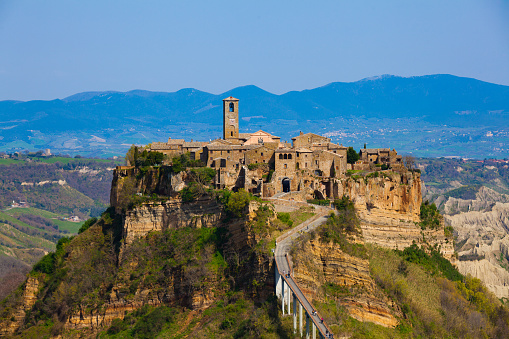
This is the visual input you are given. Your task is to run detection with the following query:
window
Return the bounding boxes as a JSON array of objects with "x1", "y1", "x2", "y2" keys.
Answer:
[
  {"x1": 305, "y1": 162, "x2": 308, "y2": 168},
  {"x1": 279, "y1": 154, "x2": 283, "y2": 159},
  {"x1": 229, "y1": 102, "x2": 234, "y2": 112},
  {"x1": 227, "y1": 150, "x2": 230, "y2": 153},
  {"x1": 284, "y1": 154, "x2": 288, "y2": 159},
  {"x1": 316, "y1": 160, "x2": 318, "y2": 165},
  {"x1": 288, "y1": 154, "x2": 292, "y2": 159},
  {"x1": 261, "y1": 152, "x2": 263, "y2": 156},
  {"x1": 230, "y1": 131, "x2": 233, "y2": 137},
  {"x1": 284, "y1": 164, "x2": 287, "y2": 169}
]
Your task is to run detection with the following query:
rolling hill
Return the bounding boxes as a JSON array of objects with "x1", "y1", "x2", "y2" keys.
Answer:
[{"x1": 1, "y1": 74, "x2": 508, "y2": 158}]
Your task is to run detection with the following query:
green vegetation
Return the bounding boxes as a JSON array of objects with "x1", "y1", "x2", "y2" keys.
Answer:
[
  {"x1": 100, "y1": 293, "x2": 294, "y2": 338},
  {"x1": 316, "y1": 196, "x2": 367, "y2": 259},
  {"x1": 277, "y1": 212, "x2": 293, "y2": 227},
  {"x1": 347, "y1": 146, "x2": 360, "y2": 164},
  {"x1": 443, "y1": 184, "x2": 482, "y2": 200},
  {"x1": 307, "y1": 199, "x2": 330, "y2": 206},
  {"x1": 314, "y1": 244, "x2": 509, "y2": 338},
  {"x1": 223, "y1": 189, "x2": 253, "y2": 218},
  {"x1": 32, "y1": 237, "x2": 73, "y2": 275},
  {"x1": 78, "y1": 217, "x2": 97, "y2": 234},
  {"x1": 396, "y1": 244, "x2": 463, "y2": 281},
  {"x1": 419, "y1": 200, "x2": 441, "y2": 230}
]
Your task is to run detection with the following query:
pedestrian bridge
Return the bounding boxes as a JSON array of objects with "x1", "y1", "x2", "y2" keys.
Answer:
[{"x1": 273, "y1": 203, "x2": 334, "y2": 338}]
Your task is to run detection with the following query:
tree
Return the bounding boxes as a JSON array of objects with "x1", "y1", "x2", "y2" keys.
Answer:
[
  {"x1": 125, "y1": 145, "x2": 137, "y2": 166},
  {"x1": 402, "y1": 154, "x2": 416, "y2": 170},
  {"x1": 346, "y1": 147, "x2": 360, "y2": 164}
]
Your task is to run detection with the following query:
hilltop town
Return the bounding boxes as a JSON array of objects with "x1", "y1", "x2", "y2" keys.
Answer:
[{"x1": 145, "y1": 97, "x2": 405, "y2": 200}]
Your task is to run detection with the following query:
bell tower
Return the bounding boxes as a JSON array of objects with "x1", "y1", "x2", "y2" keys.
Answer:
[{"x1": 223, "y1": 97, "x2": 239, "y2": 140}]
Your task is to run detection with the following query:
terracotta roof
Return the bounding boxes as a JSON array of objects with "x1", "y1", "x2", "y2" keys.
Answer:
[
  {"x1": 151, "y1": 142, "x2": 176, "y2": 150},
  {"x1": 166, "y1": 139, "x2": 185, "y2": 145},
  {"x1": 183, "y1": 141, "x2": 206, "y2": 147},
  {"x1": 291, "y1": 132, "x2": 329, "y2": 140},
  {"x1": 328, "y1": 143, "x2": 347, "y2": 149},
  {"x1": 223, "y1": 96, "x2": 239, "y2": 101},
  {"x1": 362, "y1": 148, "x2": 390, "y2": 154},
  {"x1": 207, "y1": 144, "x2": 260, "y2": 151},
  {"x1": 295, "y1": 147, "x2": 313, "y2": 153}
]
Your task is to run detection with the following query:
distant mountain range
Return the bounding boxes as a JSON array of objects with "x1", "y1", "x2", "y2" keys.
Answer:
[{"x1": 1, "y1": 74, "x2": 508, "y2": 158}]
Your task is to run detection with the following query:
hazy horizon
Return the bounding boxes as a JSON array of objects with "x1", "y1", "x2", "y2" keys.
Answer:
[{"x1": 1, "y1": 1, "x2": 508, "y2": 101}]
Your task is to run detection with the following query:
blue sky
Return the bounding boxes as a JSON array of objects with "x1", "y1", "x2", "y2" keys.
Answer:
[{"x1": 0, "y1": 0, "x2": 508, "y2": 101}]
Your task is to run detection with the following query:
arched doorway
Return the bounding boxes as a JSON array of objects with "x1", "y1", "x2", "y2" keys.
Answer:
[{"x1": 282, "y1": 178, "x2": 291, "y2": 193}]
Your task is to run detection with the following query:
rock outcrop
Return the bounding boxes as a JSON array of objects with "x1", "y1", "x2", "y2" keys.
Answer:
[
  {"x1": 0, "y1": 276, "x2": 41, "y2": 336},
  {"x1": 440, "y1": 187, "x2": 509, "y2": 299},
  {"x1": 339, "y1": 171, "x2": 454, "y2": 259},
  {"x1": 292, "y1": 238, "x2": 400, "y2": 328}
]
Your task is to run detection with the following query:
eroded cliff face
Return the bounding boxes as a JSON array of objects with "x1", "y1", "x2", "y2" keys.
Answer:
[
  {"x1": 122, "y1": 198, "x2": 223, "y2": 245},
  {"x1": 291, "y1": 238, "x2": 400, "y2": 328},
  {"x1": 439, "y1": 187, "x2": 509, "y2": 299},
  {"x1": 110, "y1": 166, "x2": 186, "y2": 213},
  {"x1": 0, "y1": 276, "x2": 41, "y2": 336},
  {"x1": 338, "y1": 171, "x2": 454, "y2": 259},
  {"x1": 61, "y1": 199, "x2": 276, "y2": 333}
]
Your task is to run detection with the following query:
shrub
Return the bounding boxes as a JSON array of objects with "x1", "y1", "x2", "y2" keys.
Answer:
[
  {"x1": 225, "y1": 189, "x2": 251, "y2": 218},
  {"x1": 78, "y1": 217, "x2": 97, "y2": 234},
  {"x1": 277, "y1": 212, "x2": 293, "y2": 227},
  {"x1": 396, "y1": 244, "x2": 463, "y2": 282},
  {"x1": 420, "y1": 200, "x2": 441, "y2": 230}
]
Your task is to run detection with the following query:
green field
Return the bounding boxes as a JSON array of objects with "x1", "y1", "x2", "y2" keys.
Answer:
[
  {"x1": 0, "y1": 158, "x2": 22, "y2": 165},
  {"x1": 5, "y1": 207, "x2": 83, "y2": 233}
]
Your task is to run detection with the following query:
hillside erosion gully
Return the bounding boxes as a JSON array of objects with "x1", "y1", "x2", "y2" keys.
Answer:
[{"x1": 271, "y1": 198, "x2": 335, "y2": 338}]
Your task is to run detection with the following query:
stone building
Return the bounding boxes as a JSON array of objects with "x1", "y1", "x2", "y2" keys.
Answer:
[{"x1": 148, "y1": 97, "x2": 401, "y2": 199}]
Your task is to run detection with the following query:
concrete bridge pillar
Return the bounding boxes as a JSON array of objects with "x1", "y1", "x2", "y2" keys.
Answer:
[
  {"x1": 312, "y1": 322, "x2": 316, "y2": 339},
  {"x1": 282, "y1": 280, "x2": 286, "y2": 315},
  {"x1": 275, "y1": 268, "x2": 282, "y2": 299},
  {"x1": 306, "y1": 313, "x2": 310, "y2": 339},
  {"x1": 293, "y1": 293, "x2": 297, "y2": 333},
  {"x1": 299, "y1": 302, "x2": 303, "y2": 337},
  {"x1": 287, "y1": 283, "x2": 291, "y2": 315}
]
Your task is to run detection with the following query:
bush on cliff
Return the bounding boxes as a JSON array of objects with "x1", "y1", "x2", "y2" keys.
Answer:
[
  {"x1": 224, "y1": 189, "x2": 252, "y2": 218},
  {"x1": 317, "y1": 196, "x2": 367, "y2": 259},
  {"x1": 419, "y1": 200, "x2": 441, "y2": 230}
]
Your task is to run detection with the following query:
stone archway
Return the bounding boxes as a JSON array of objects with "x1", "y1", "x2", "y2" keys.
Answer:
[{"x1": 282, "y1": 177, "x2": 291, "y2": 193}]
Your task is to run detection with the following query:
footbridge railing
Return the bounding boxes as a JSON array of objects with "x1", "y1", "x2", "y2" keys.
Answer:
[{"x1": 273, "y1": 204, "x2": 335, "y2": 338}]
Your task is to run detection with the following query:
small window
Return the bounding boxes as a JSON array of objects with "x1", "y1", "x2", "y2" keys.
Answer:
[
  {"x1": 231, "y1": 131, "x2": 233, "y2": 137},
  {"x1": 288, "y1": 154, "x2": 292, "y2": 159},
  {"x1": 284, "y1": 164, "x2": 287, "y2": 169},
  {"x1": 261, "y1": 152, "x2": 264, "y2": 156},
  {"x1": 227, "y1": 150, "x2": 230, "y2": 153},
  {"x1": 315, "y1": 160, "x2": 318, "y2": 165},
  {"x1": 284, "y1": 154, "x2": 288, "y2": 159},
  {"x1": 229, "y1": 102, "x2": 234, "y2": 112},
  {"x1": 279, "y1": 154, "x2": 283, "y2": 159},
  {"x1": 305, "y1": 162, "x2": 308, "y2": 168}
]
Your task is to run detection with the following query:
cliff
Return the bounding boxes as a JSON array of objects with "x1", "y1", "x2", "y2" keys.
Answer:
[
  {"x1": 291, "y1": 237, "x2": 400, "y2": 328},
  {"x1": 339, "y1": 171, "x2": 454, "y2": 259},
  {"x1": 439, "y1": 187, "x2": 509, "y2": 299}
]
